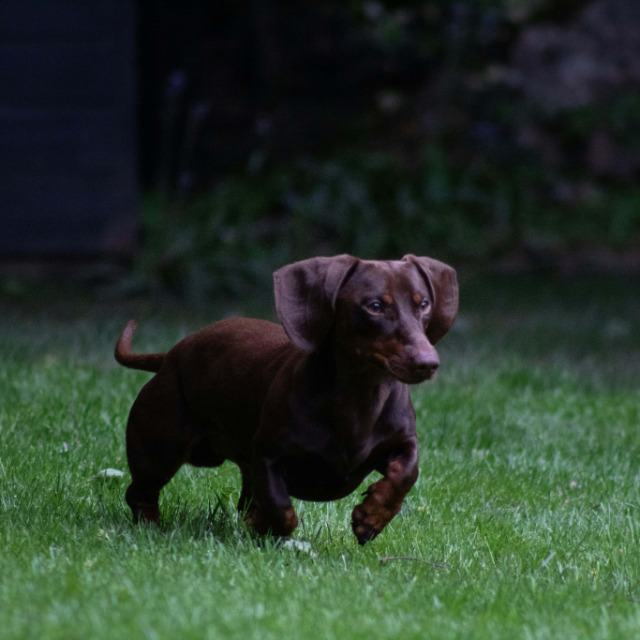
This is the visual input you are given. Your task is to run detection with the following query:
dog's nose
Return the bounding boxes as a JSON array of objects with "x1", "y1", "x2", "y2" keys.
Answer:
[{"x1": 413, "y1": 351, "x2": 439, "y2": 378}]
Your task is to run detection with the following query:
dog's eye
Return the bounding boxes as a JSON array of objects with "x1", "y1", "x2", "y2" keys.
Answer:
[
  {"x1": 366, "y1": 300, "x2": 383, "y2": 314},
  {"x1": 419, "y1": 299, "x2": 431, "y2": 313}
]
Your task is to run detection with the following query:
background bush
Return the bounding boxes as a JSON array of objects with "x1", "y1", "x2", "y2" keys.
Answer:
[{"x1": 133, "y1": 0, "x2": 640, "y2": 298}]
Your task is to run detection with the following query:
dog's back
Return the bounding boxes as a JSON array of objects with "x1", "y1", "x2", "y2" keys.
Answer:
[{"x1": 167, "y1": 318, "x2": 297, "y2": 429}]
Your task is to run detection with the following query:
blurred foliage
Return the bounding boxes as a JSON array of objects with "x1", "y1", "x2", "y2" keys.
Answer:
[
  {"x1": 137, "y1": 149, "x2": 640, "y2": 301},
  {"x1": 134, "y1": 0, "x2": 640, "y2": 299}
]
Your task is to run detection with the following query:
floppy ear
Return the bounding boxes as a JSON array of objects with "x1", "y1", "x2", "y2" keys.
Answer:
[
  {"x1": 403, "y1": 255, "x2": 459, "y2": 344},
  {"x1": 273, "y1": 255, "x2": 359, "y2": 352}
]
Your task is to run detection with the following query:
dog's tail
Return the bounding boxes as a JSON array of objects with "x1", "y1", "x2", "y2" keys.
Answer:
[{"x1": 114, "y1": 320, "x2": 166, "y2": 373}]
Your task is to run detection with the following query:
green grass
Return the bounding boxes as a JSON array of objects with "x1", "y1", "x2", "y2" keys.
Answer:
[{"x1": 1, "y1": 274, "x2": 640, "y2": 639}]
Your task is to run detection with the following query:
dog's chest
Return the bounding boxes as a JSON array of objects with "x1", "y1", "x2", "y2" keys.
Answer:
[
  {"x1": 280, "y1": 394, "x2": 409, "y2": 501},
  {"x1": 280, "y1": 444, "x2": 373, "y2": 502}
]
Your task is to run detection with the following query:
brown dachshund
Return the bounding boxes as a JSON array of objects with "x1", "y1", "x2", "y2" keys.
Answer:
[{"x1": 115, "y1": 255, "x2": 458, "y2": 544}]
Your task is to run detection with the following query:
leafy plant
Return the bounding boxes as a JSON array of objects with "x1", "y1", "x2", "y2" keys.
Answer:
[{"x1": 134, "y1": 144, "x2": 640, "y2": 300}]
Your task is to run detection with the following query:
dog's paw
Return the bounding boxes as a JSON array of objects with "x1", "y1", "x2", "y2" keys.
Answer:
[
  {"x1": 245, "y1": 504, "x2": 299, "y2": 537},
  {"x1": 351, "y1": 503, "x2": 383, "y2": 546}
]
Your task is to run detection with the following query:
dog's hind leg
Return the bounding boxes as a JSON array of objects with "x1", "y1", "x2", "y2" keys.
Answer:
[{"x1": 124, "y1": 379, "x2": 191, "y2": 524}]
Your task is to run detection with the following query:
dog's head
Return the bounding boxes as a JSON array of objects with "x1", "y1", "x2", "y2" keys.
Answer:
[{"x1": 273, "y1": 255, "x2": 458, "y2": 384}]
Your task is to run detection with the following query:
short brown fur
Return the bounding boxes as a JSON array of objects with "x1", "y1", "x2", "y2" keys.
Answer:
[{"x1": 115, "y1": 254, "x2": 458, "y2": 544}]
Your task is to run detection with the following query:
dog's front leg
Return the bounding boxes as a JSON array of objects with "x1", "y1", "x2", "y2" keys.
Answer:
[
  {"x1": 244, "y1": 454, "x2": 298, "y2": 538},
  {"x1": 351, "y1": 438, "x2": 419, "y2": 545}
]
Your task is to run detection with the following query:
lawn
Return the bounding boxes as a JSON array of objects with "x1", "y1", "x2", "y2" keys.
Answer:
[{"x1": 1, "y1": 273, "x2": 639, "y2": 639}]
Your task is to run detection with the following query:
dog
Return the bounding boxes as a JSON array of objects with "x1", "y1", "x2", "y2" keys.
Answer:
[{"x1": 115, "y1": 254, "x2": 458, "y2": 544}]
